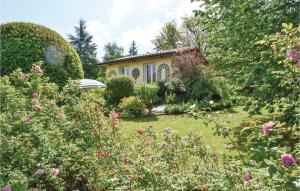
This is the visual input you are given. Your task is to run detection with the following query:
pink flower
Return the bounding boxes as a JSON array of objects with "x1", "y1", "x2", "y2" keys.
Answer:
[
  {"x1": 34, "y1": 65, "x2": 43, "y2": 74},
  {"x1": 123, "y1": 155, "x2": 129, "y2": 165},
  {"x1": 281, "y1": 154, "x2": 295, "y2": 166},
  {"x1": 33, "y1": 105, "x2": 42, "y2": 112},
  {"x1": 51, "y1": 168, "x2": 59, "y2": 176},
  {"x1": 286, "y1": 50, "x2": 298, "y2": 60},
  {"x1": 109, "y1": 113, "x2": 120, "y2": 122},
  {"x1": 262, "y1": 124, "x2": 273, "y2": 135},
  {"x1": 96, "y1": 150, "x2": 106, "y2": 159},
  {"x1": 245, "y1": 172, "x2": 252, "y2": 181},
  {"x1": 23, "y1": 73, "x2": 30, "y2": 80},
  {"x1": 32, "y1": 92, "x2": 39, "y2": 99},
  {"x1": 36, "y1": 168, "x2": 44, "y2": 175},
  {"x1": 3, "y1": 186, "x2": 12, "y2": 191},
  {"x1": 26, "y1": 114, "x2": 33, "y2": 122}
]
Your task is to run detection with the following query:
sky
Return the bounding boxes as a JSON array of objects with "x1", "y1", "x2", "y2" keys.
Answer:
[{"x1": 1, "y1": 0, "x2": 201, "y2": 60}]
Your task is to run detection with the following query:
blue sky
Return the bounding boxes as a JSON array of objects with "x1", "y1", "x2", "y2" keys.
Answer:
[{"x1": 1, "y1": 0, "x2": 200, "y2": 60}]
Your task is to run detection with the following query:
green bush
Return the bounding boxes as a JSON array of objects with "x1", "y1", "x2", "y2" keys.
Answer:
[
  {"x1": 165, "y1": 103, "x2": 190, "y2": 115},
  {"x1": 105, "y1": 76, "x2": 134, "y2": 104},
  {"x1": 135, "y1": 84, "x2": 159, "y2": 114},
  {"x1": 119, "y1": 96, "x2": 145, "y2": 117},
  {"x1": 0, "y1": 22, "x2": 84, "y2": 86}
]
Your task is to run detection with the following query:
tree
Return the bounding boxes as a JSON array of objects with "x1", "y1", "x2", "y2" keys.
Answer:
[
  {"x1": 193, "y1": 0, "x2": 299, "y2": 81},
  {"x1": 152, "y1": 21, "x2": 182, "y2": 51},
  {"x1": 129, "y1": 40, "x2": 138, "y2": 55},
  {"x1": 102, "y1": 42, "x2": 124, "y2": 61},
  {"x1": 68, "y1": 19, "x2": 103, "y2": 79},
  {"x1": 152, "y1": 17, "x2": 206, "y2": 51}
]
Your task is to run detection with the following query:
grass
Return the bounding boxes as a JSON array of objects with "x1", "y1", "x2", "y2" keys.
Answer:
[{"x1": 119, "y1": 107, "x2": 251, "y2": 151}]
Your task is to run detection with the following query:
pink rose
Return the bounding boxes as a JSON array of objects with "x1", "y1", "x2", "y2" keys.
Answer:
[
  {"x1": 245, "y1": 172, "x2": 252, "y2": 181},
  {"x1": 51, "y1": 168, "x2": 59, "y2": 176},
  {"x1": 109, "y1": 113, "x2": 120, "y2": 122},
  {"x1": 23, "y1": 73, "x2": 30, "y2": 80},
  {"x1": 281, "y1": 154, "x2": 295, "y2": 166},
  {"x1": 36, "y1": 168, "x2": 44, "y2": 175},
  {"x1": 262, "y1": 124, "x2": 273, "y2": 135},
  {"x1": 33, "y1": 105, "x2": 42, "y2": 112},
  {"x1": 3, "y1": 186, "x2": 12, "y2": 191},
  {"x1": 32, "y1": 92, "x2": 39, "y2": 99},
  {"x1": 286, "y1": 50, "x2": 298, "y2": 60},
  {"x1": 123, "y1": 155, "x2": 129, "y2": 165},
  {"x1": 96, "y1": 150, "x2": 106, "y2": 159},
  {"x1": 26, "y1": 114, "x2": 33, "y2": 122},
  {"x1": 34, "y1": 66, "x2": 43, "y2": 74}
]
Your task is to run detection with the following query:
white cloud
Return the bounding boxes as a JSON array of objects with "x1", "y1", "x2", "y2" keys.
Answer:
[
  {"x1": 164, "y1": 1, "x2": 201, "y2": 24},
  {"x1": 110, "y1": 0, "x2": 133, "y2": 24},
  {"x1": 86, "y1": 20, "x2": 111, "y2": 57},
  {"x1": 117, "y1": 21, "x2": 163, "y2": 54},
  {"x1": 146, "y1": 0, "x2": 171, "y2": 11}
]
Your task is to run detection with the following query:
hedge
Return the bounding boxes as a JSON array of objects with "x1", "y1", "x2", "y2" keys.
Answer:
[{"x1": 0, "y1": 22, "x2": 84, "y2": 86}]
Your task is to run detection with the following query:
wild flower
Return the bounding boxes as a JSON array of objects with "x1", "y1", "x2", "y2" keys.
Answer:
[
  {"x1": 36, "y1": 168, "x2": 45, "y2": 175},
  {"x1": 286, "y1": 50, "x2": 298, "y2": 60},
  {"x1": 23, "y1": 73, "x2": 30, "y2": 80},
  {"x1": 262, "y1": 124, "x2": 273, "y2": 135},
  {"x1": 32, "y1": 92, "x2": 39, "y2": 99},
  {"x1": 245, "y1": 172, "x2": 252, "y2": 181},
  {"x1": 34, "y1": 65, "x2": 43, "y2": 74},
  {"x1": 33, "y1": 105, "x2": 42, "y2": 112},
  {"x1": 281, "y1": 154, "x2": 295, "y2": 166}
]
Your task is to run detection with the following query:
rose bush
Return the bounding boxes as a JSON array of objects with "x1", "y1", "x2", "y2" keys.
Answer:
[{"x1": 0, "y1": 65, "x2": 270, "y2": 190}]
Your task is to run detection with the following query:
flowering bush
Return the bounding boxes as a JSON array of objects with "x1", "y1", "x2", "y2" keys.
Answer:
[
  {"x1": 1, "y1": 65, "x2": 272, "y2": 190},
  {"x1": 187, "y1": 24, "x2": 300, "y2": 190}
]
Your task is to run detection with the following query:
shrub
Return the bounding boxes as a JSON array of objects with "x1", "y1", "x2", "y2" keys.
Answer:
[
  {"x1": 165, "y1": 103, "x2": 190, "y2": 115},
  {"x1": 135, "y1": 84, "x2": 159, "y2": 114},
  {"x1": 119, "y1": 96, "x2": 145, "y2": 117},
  {"x1": 105, "y1": 76, "x2": 134, "y2": 104},
  {"x1": 0, "y1": 22, "x2": 84, "y2": 86}
]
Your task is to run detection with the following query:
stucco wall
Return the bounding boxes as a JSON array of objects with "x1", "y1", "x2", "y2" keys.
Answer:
[{"x1": 105, "y1": 56, "x2": 174, "y2": 85}]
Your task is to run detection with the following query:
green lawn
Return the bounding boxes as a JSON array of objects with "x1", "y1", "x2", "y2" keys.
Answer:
[{"x1": 119, "y1": 107, "x2": 250, "y2": 151}]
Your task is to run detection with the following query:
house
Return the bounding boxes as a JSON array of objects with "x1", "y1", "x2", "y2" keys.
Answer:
[{"x1": 99, "y1": 46, "x2": 206, "y2": 84}]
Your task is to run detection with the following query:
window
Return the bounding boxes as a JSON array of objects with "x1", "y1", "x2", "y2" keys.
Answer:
[
  {"x1": 118, "y1": 66, "x2": 129, "y2": 76},
  {"x1": 144, "y1": 63, "x2": 156, "y2": 83}
]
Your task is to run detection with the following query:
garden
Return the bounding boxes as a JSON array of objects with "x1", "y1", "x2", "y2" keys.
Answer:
[{"x1": 1, "y1": 1, "x2": 299, "y2": 190}]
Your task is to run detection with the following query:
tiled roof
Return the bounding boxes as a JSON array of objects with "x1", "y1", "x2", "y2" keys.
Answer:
[{"x1": 99, "y1": 46, "x2": 199, "y2": 65}]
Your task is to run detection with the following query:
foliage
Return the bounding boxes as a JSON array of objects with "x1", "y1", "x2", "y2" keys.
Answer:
[
  {"x1": 135, "y1": 84, "x2": 159, "y2": 115},
  {"x1": 193, "y1": 0, "x2": 299, "y2": 81},
  {"x1": 102, "y1": 42, "x2": 124, "y2": 62},
  {"x1": 165, "y1": 103, "x2": 190, "y2": 115},
  {"x1": 68, "y1": 19, "x2": 105, "y2": 79},
  {"x1": 173, "y1": 52, "x2": 230, "y2": 102},
  {"x1": 186, "y1": 24, "x2": 300, "y2": 190},
  {"x1": 0, "y1": 22, "x2": 84, "y2": 86},
  {"x1": 152, "y1": 16, "x2": 206, "y2": 51},
  {"x1": 152, "y1": 21, "x2": 182, "y2": 51},
  {"x1": 105, "y1": 76, "x2": 134, "y2": 104},
  {"x1": 119, "y1": 96, "x2": 145, "y2": 117},
  {"x1": 128, "y1": 40, "x2": 138, "y2": 55}
]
